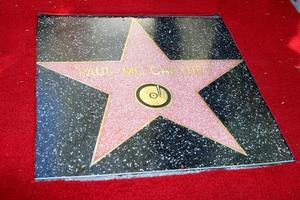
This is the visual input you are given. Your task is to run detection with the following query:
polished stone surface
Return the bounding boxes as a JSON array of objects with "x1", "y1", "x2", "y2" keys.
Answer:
[{"x1": 35, "y1": 16, "x2": 294, "y2": 181}]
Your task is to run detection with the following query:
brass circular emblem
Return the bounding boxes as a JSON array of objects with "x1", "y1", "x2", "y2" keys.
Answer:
[{"x1": 136, "y1": 84, "x2": 171, "y2": 108}]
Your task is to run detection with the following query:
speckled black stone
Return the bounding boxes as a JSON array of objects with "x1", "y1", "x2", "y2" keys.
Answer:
[
  {"x1": 35, "y1": 16, "x2": 294, "y2": 180},
  {"x1": 37, "y1": 16, "x2": 241, "y2": 61},
  {"x1": 36, "y1": 65, "x2": 108, "y2": 178}
]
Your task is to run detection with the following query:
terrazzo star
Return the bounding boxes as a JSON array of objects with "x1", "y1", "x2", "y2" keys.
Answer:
[{"x1": 38, "y1": 19, "x2": 247, "y2": 166}]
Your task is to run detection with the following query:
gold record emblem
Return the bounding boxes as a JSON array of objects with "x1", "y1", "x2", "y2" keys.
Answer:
[{"x1": 136, "y1": 84, "x2": 171, "y2": 108}]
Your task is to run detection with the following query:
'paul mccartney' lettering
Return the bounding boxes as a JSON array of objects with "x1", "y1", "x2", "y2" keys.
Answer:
[
  {"x1": 79, "y1": 66, "x2": 112, "y2": 77},
  {"x1": 121, "y1": 67, "x2": 144, "y2": 76},
  {"x1": 78, "y1": 66, "x2": 208, "y2": 77},
  {"x1": 150, "y1": 66, "x2": 176, "y2": 75}
]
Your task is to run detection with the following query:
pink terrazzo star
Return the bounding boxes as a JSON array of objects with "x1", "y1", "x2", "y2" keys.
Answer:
[{"x1": 38, "y1": 19, "x2": 246, "y2": 166}]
